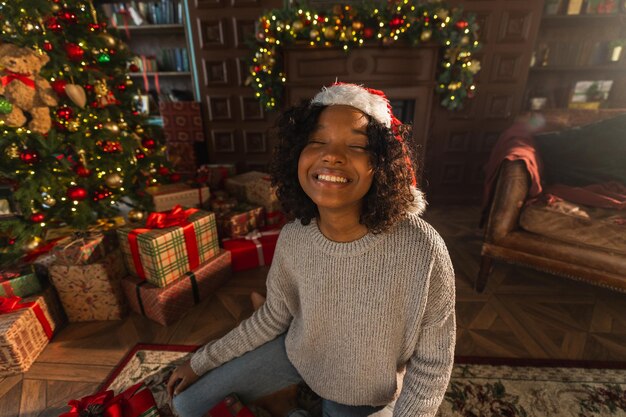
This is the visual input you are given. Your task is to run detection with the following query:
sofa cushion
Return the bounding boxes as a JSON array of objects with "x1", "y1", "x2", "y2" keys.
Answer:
[{"x1": 519, "y1": 199, "x2": 626, "y2": 255}]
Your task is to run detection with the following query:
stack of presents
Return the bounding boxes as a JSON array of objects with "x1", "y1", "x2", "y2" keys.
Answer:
[{"x1": 0, "y1": 165, "x2": 285, "y2": 382}]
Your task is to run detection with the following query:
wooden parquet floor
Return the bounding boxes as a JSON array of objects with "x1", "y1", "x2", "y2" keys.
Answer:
[{"x1": 2, "y1": 205, "x2": 626, "y2": 417}]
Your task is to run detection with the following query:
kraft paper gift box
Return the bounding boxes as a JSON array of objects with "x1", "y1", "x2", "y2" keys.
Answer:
[
  {"x1": 210, "y1": 195, "x2": 238, "y2": 215},
  {"x1": 198, "y1": 164, "x2": 237, "y2": 189},
  {"x1": 117, "y1": 206, "x2": 220, "y2": 287},
  {"x1": 0, "y1": 265, "x2": 42, "y2": 298},
  {"x1": 145, "y1": 183, "x2": 210, "y2": 212},
  {"x1": 224, "y1": 171, "x2": 268, "y2": 201},
  {"x1": 49, "y1": 249, "x2": 127, "y2": 322},
  {"x1": 217, "y1": 204, "x2": 265, "y2": 239},
  {"x1": 122, "y1": 250, "x2": 232, "y2": 326},
  {"x1": 243, "y1": 173, "x2": 281, "y2": 213},
  {"x1": 50, "y1": 231, "x2": 116, "y2": 266},
  {"x1": 222, "y1": 229, "x2": 280, "y2": 272},
  {"x1": 0, "y1": 286, "x2": 64, "y2": 376}
]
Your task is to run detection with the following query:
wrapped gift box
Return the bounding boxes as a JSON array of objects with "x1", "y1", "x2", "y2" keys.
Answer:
[
  {"x1": 210, "y1": 195, "x2": 238, "y2": 215},
  {"x1": 0, "y1": 265, "x2": 42, "y2": 298},
  {"x1": 217, "y1": 204, "x2": 265, "y2": 239},
  {"x1": 208, "y1": 394, "x2": 255, "y2": 417},
  {"x1": 60, "y1": 382, "x2": 158, "y2": 417},
  {"x1": 224, "y1": 171, "x2": 267, "y2": 201},
  {"x1": 118, "y1": 208, "x2": 220, "y2": 287},
  {"x1": 243, "y1": 173, "x2": 280, "y2": 213},
  {"x1": 0, "y1": 287, "x2": 64, "y2": 376},
  {"x1": 122, "y1": 250, "x2": 232, "y2": 325},
  {"x1": 222, "y1": 229, "x2": 280, "y2": 272},
  {"x1": 50, "y1": 232, "x2": 117, "y2": 266},
  {"x1": 49, "y1": 250, "x2": 127, "y2": 322},
  {"x1": 199, "y1": 164, "x2": 236, "y2": 189},
  {"x1": 145, "y1": 183, "x2": 210, "y2": 212}
]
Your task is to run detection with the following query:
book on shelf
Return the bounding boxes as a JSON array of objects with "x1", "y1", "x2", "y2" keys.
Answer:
[
  {"x1": 98, "y1": 0, "x2": 183, "y2": 26},
  {"x1": 569, "y1": 79, "x2": 613, "y2": 109}
]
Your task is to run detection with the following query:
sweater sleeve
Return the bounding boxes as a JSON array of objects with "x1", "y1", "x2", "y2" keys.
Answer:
[
  {"x1": 189, "y1": 238, "x2": 294, "y2": 376},
  {"x1": 393, "y1": 238, "x2": 456, "y2": 417}
]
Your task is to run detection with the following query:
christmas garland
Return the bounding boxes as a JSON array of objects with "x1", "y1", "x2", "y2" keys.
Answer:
[{"x1": 248, "y1": 1, "x2": 481, "y2": 111}]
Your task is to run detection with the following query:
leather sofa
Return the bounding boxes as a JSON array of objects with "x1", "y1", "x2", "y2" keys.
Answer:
[{"x1": 477, "y1": 111, "x2": 626, "y2": 293}]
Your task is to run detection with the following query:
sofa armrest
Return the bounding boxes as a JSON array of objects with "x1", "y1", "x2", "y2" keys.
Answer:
[{"x1": 484, "y1": 159, "x2": 531, "y2": 243}]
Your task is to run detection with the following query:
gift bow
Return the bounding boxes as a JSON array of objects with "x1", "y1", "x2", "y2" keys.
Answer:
[
  {"x1": 145, "y1": 205, "x2": 197, "y2": 229},
  {"x1": 244, "y1": 228, "x2": 280, "y2": 267},
  {"x1": 0, "y1": 295, "x2": 23, "y2": 313},
  {"x1": 60, "y1": 383, "x2": 154, "y2": 417},
  {"x1": 1, "y1": 69, "x2": 35, "y2": 88},
  {"x1": 0, "y1": 295, "x2": 53, "y2": 339}
]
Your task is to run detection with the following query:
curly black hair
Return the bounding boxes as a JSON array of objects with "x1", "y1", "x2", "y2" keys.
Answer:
[{"x1": 269, "y1": 100, "x2": 420, "y2": 234}]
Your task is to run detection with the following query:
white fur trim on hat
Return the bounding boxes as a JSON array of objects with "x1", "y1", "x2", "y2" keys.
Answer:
[{"x1": 311, "y1": 84, "x2": 392, "y2": 128}]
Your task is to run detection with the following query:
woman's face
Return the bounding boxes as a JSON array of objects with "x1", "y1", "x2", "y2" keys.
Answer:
[{"x1": 297, "y1": 105, "x2": 375, "y2": 217}]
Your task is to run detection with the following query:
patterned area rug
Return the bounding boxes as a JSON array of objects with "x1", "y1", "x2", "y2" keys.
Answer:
[{"x1": 101, "y1": 346, "x2": 626, "y2": 417}]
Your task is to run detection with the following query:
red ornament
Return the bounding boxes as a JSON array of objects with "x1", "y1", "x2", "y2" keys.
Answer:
[
  {"x1": 74, "y1": 165, "x2": 91, "y2": 177},
  {"x1": 135, "y1": 149, "x2": 145, "y2": 160},
  {"x1": 389, "y1": 16, "x2": 404, "y2": 30},
  {"x1": 43, "y1": 41, "x2": 53, "y2": 52},
  {"x1": 67, "y1": 186, "x2": 88, "y2": 201},
  {"x1": 90, "y1": 101, "x2": 99, "y2": 108},
  {"x1": 59, "y1": 9, "x2": 78, "y2": 24},
  {"x1": 51, "y1": 79, "x2": 67, "y2": 96},
  {"x1": 101, "y1": 141, "x2": 123, "y2": 153},
  {"x1": 88, "y1": 23, "x2": 100, "y2": 31},
  {"x1": 31, "y1": 213, "x2": 45, "y2": 223},
  {"x1": 65, "y1": 43, "x2": 85, "y2": 61},
  {"x1": 116, "y1": 83, "x2": 126, "y2": 92},
  {"x1": 84, "y1": 84, "x2": 94, "y2": 92},
  {"x1": 129, "y1": 64, "x2": 140, "y2": 72},
  {"x1": 157, "y1": 166, "x2": 170, "y2": 176},
  {"x1": 169, "y1": 173, "x2": 181, "y2": 182},
  {"x1": 93, "y1": 189, "x2": 112, "y2": 201},
  {"x1": 363, "y1": 27, "x2": 375, "y2": 39},
  {"x1": 455, "y1": 20, "x2": 469, "y2": 30},
  {"x1": 20, "y1": 150, "x2": 40, "y2": 165},
  {"x1": 56, "y1": 106, "x2": 73, "y2": 121},
  {"x1": 45, "y1": 17, "x2": 62, "y2": 32},
  {"x1": 141, "y1": 137, "x2": 156, "y2": 150}
]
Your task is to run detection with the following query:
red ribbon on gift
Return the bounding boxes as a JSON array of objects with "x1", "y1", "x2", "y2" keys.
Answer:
[
  {"x1": 127, "y1": 205, "x2": 200, "y2": 280},
  {"x1": 1, "y1": 70, "x2": 35, "y2": 88},
  {"x1": 222, "y1": 228, "x2": 280, "y2": 272},
  {"x1": 60, "y1": 383, "x2": 157, "y2": 417},
  {"x1": 0, "y1": 295, "x2": 53, "y2": 339}
]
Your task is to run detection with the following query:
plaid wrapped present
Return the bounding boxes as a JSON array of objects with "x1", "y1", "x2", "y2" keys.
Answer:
[
  {"x1": 118, "y1": 206, "x2": 220, "y2": 287},
  {"x1": 217, "y1": 204, "x2": 265, "y2": 239},
  {"x1": 224, "y1": 171, "x2": 267, "y2": 201},
  {"x1": 0, "y1": 286, "x2": 64, "y2": 376},
  {"x1": 49, "y1": 250, "x2": 127, "y2": 322},
  {"x1": 222, "y1": 229, "x2": 280, "y2": 272},
  {"x1": 198, "y1": 164, "x2": 237, "y2": 189},
  {"x1": 208, "y1": 394, "x2": 255, "y2": 417},
  {"x1": 0, "y1": 264, "x2": 42, "y2": 298},
  {"x1": 60, "y1": 382, "x2": 159, "y2": 417},
  {"x1": 146, "y1": 183, "x2": 210, "y2": 212},
  {"x1": 122, "y1": 250, "x2": 232, "y2": 325},
  {"x1": 243, "y1": 173, "x2": 280, "y2": 213}
]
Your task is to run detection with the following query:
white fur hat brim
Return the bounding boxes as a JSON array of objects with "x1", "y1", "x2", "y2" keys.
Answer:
[{"x1": 311, "y1": 84, "x2": 392, "y2": 128}]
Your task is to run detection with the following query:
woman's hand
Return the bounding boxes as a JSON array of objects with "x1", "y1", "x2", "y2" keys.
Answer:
[{"x1": 167, "y1": 359, "x2": 200, "y2": 398}]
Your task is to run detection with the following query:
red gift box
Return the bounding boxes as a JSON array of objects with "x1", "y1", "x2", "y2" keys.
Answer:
[
  {"x1": 60, "y1": 382, "x2": 158, "y2": 417},
  {"x1": 222, "y1": 229, "x2": 280, "y2": 272},
  {"x1": 207, "y1": 393, "x2": 255, "y2": 417}
]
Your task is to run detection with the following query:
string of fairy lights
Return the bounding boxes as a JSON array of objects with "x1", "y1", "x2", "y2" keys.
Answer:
[{"x1": 247, "y1": 1, "x2": 481, "y2": 111}]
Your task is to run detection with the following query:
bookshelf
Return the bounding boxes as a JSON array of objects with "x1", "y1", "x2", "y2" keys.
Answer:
[
  {"x1": 524, "y1": 1, "x2": 626, "y2": 110},
  {"x1": 97, "y1": 1, "x2": 199, "y2": 116}
]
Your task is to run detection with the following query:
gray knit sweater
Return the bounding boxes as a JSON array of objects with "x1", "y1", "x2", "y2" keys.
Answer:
[{"x1": 190, "y1": 213, "x2": 456, "y2": 417}]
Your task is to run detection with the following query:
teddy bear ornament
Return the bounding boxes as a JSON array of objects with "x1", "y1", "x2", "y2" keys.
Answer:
[{"x1": 0, "y1": 43, "x2": 58, "y2": 134}]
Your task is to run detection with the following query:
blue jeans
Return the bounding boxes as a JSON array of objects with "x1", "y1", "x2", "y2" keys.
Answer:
[{"x1": 172, "y1": 334, "x2": 393, "y2": 417}]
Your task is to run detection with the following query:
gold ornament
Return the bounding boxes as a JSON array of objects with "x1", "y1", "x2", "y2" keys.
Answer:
[
  {"x1": 420, "y1": 29, "x2": 433, "y2": 42},
  {"x1": 104, "y1": 121, "x2": 120, "y2": 133},
  {"x1": 98, "y1": 32, "x2": 117, "y2": 48},
  {"x1": 128, "y1": 209, "x2": 145, "y2": 223},
  {"x1": 461, "y1": 36, "x2": 470, "y2": 45},
  {"x1": 118, "y1": 120, "x2": 128, "y2": 129},
  {"x1": 22, "y1": 236, "x2": 42, "y2": 252},
  {"x1": 43, "y1": 194, "x2": 57, "y2": 207},
  {"x1": 125, "y1": 78, "x2": 134, "y2": 86},
  {"x1": 5, "y1": 143, "x2": 20, "y2": 159},
  {"x1": 309, "y1": 29, "x2": 320, "y2": 39},
  {"x1": 51, "y1": 4, "x2": 60, "y2": 12},
  {"x1": 352, "y1": 21, "x2": 364, "y2": 31},
  {"x1": 23, "y1": 22, "x2": 35, "y2": 32},
  {"x1": 67, "y1": 120, "x2": 80, "y2": 132},
  {"x1": 323, "y1": 27, "x2": 336, "y2": 40},
  {"x1": 2, "y1": 24, "x2": 13, "y2": 34},
  {"x1": 135, "y1": 125, "x2": 145, "y2": 134},
  {"x1": 104, "y1": 172, "x2": 123, "y2": 188},
  {"x1": 292, "y1": 20, "x2": 304, "y2": 32}
]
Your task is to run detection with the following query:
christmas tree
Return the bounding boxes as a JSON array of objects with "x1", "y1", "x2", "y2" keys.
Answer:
[{"x1": 0, "y1": 0, "x2": 174, "y2": 262}]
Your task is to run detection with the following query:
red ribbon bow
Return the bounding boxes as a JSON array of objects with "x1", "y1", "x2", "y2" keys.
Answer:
[
  {"x1": 0, "y1": 295, "x2": 53, "y2": 339},
  {"x1": 1, "y1": 70, "x2": 35, "y2": 88},
  {"x1": 145, "y1": 205, "x2": 195, "y2": 229},
  {"x1": 0, "y1": 295, "x2": 23, "y2": 313},
  {"x1": 60, "y1": 383, "x2": 155, "y2": 417}
]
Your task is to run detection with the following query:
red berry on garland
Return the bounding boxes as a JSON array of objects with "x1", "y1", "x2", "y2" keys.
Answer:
[
  {"x1": 31, "y1": 213, "x2": 45, "y2": 223},
  {"x1": 56, "y1": 106, "x2": 73, "y2": 121},
  {"x1": 67, "y1": 186, "x2": 88, "y2": 200},
  {"x1": 43, "y1": 41, "x2": 53, "y2": 52},
  {"x1": 20, "y1": 149, "x2": 40, "y2": 164},
  {"x1": 157, "y1": 166, "x2": 170, "y2": 176},
  {"x1": 363, "y1": 27, "x2": 375, "y2": 39},
  {"x1": 84, "y1": 84, "x2": 94, "y2": 92},
  {"x1": 74, "y1": 165, "x2": 91, "y2": 177},
  {"x1": 141, "y1": 137, "x2": 156, "y2": 150},
  {"x1": 169, "y1": 173, "x2": 181, "y2": 182},
  {"x1": 65, "y1": 43, "x2": 85, "y2": 61}
]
